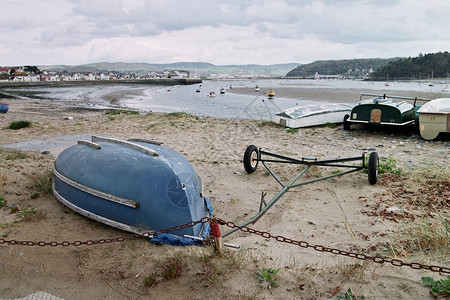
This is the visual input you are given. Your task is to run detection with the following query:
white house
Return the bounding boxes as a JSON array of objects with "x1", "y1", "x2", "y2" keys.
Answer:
[
  {"x1": 70, "y1": 73, "x2": 82, "y2": 80},
  {"x1": 48, "y1": 74, "x2": 60, "y2": 81},
  {"x1": 99, "y1": 73, "x2": 110, "y2": 80},
  {"x1": 84, "y1": 73, "x2": 96, "y2": 81},
  {"x1": 12, "y1": 72, "x2": 28, "y2": 81}
]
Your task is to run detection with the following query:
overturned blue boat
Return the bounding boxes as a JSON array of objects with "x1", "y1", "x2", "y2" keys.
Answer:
[
  {"x1": 0, "y1": 103, "x2": 9, "y2": 113},
  {"x1": 53, "y1": 136, "x2": 211, "y2": 245}
]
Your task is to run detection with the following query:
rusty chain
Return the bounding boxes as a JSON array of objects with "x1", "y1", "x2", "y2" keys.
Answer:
[
  {"x1": 0, "y1": 217, "x2": 209, "y2": 247},
  {"x1": 213, "y1": 217, "x2": 450, "y2": 274},
  {"x1": 0, "y1": 216, "x2": 448, "y2": 274}
]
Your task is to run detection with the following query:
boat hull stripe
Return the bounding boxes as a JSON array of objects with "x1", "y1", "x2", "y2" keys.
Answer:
[
  {"x1": 53, "y1": 165, "x2": 139, "y2": 209},
  {"x1": 52, "y1": 182, "x2": 149, "y2": 235},
  {"x1": 348, "y1": 120, "x2": 415, "y2": 126}
]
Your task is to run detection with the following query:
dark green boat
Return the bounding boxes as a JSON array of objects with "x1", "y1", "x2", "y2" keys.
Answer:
[{"x1": 343, "y1": 93, "x2": 430, "y2": 130}]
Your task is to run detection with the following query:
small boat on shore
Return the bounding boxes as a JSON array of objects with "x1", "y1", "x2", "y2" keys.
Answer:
[
  {"x1": 0, "y1": 103, "x2": 9, "y2": 113},
  {"x1": 53, "y1": 136, "x2": 212, "y2": 244},
  {"x1": 417, "y1": 98, "x2": 450, "y2": 140},
  {"x1": 273, "y1": 103, "x2": 353, "y2": 128},
  {"x1": 209, "y1": 91, "x2": 216, "y2": 98},
  {"x1": 267, "y1": 89, "x2": 275, "y2": 99},
  {"x1": 255, "y1": 85, "x2": 260, "y2": 92},
  {"x1": 220, "y1": 88, "x2": 225, "y2": 94},
  {"x1": 343, "y1": 93, "x2": 430, "y2": 131}
]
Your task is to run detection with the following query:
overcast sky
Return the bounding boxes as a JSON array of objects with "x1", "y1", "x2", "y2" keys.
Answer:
[{"x1": 1, "y1": 0, "x2": 449, "y2": 66}]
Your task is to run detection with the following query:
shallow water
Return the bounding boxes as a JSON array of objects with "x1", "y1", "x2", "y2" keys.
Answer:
[{"x1": 6, "y1": 79, "x2": 448, "y2": 120}]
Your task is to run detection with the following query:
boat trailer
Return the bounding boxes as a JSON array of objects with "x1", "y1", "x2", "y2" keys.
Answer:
[{"x1": 223, "y1": 145, "x2": 379, "y2": 237}]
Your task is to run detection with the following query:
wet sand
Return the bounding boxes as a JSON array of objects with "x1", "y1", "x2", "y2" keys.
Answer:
[{"x1": 229, "y1": 85, "x2": 446, "y2": 103}]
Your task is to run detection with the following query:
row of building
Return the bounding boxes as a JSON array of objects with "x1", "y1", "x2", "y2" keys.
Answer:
[{"x1": 0, "y1": 66, "x2": 193, "y2": 82}]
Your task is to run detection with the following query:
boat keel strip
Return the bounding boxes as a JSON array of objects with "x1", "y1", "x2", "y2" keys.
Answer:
[
  {"x1": 52, "y1": 181, "x2": 149, "y2": 235},
  {"x1": 53, "y1": 165, "x2": 140, "y2": 209},
  {"x1": 91, "y1": 135, "x2": 159, "y2": 156},
  {"x1": 128, "y1": 138, "x2": 162, "y2": 145},
  {"x1": 77, "y1": 140, "x2": 101, "y2": 149}
]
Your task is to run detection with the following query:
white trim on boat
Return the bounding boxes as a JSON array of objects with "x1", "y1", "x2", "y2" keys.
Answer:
[
  {"x1": 347, "y1": 119, "x2": 415, "y2": 126},
  {"x1": 128, "y1": 138, "x2": 162, "y2": 145},
  {"x1": 78, "y1": 140, "x2": 101, "y2": 149},
  {"x1": 53, "y1": 181, "x2": 208, "y2": 239},
  {"x1": 53, "y1": 165, "x2": 140, "y2": 209},
  {"x1": 92, "y1": 135, "x2": 159, "y2": 156},
  {"x1": 52, "y1": 182, "x2": 150, "y2": 235}
]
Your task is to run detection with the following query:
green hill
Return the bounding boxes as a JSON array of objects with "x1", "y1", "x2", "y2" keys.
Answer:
[
  {"x1": 286, "y1": 58, "x2": 396, "y2": 78},
  {"x1": 370, "y1": 52, "x2": 450, "y2": 80}
]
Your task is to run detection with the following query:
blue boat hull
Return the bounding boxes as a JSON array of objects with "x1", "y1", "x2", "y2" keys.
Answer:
[
  {"x1": 53, "y1": 136, "x2": 210, "y2": 238},
  {"x1": 0, "y1": 103, "x2": 8, "y2": 113}
]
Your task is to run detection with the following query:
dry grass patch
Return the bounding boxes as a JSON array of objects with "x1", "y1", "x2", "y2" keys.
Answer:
[
  {"x1": 28, "y1": 168, "x2": 53, "y2": 196},
  {"x1": 367, "y1": 166, "x2": 450, "y2": 264},
  {"x1": 383, "y1": 212, "x2": 450, "y2": 264}
]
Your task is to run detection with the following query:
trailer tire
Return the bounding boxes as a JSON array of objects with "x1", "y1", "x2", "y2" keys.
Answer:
[
  {"x1": 368, "y1": 152, "x2": 379, "y2": 185},
  {"x1": 243, "y1": 145, "x2": 259, "y2": 173},
  {"x1": 343, "y1": 114, "x2": 351, "y2": 131},
  {"x1": 414, "y1": 119, "x2": 420, "y2": 134}
]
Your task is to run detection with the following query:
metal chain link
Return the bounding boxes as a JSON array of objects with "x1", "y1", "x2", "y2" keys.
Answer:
[
  {"x1": 212, "y1": 217, "x2": 450, "y2": 274},
  {"x1": 0, "y1": 216, "x2": 448, "y2": 274},
  {"x1": 0, "y1": 217, "x2": 210, "y2": 247}
]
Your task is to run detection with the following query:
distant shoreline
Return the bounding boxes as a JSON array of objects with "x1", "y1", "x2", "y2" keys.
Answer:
[{"x1": 0, "y1": 78, "x2": 202, "y2": 88}]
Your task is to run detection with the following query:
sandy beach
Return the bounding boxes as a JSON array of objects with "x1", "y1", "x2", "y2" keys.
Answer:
[{"x1": 0, "y1": 93, "x2": 449, "y2": 299}]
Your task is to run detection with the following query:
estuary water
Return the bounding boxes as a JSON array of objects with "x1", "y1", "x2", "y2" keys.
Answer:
[{"x1": 10, "y1": 79, "x2": 448, "y2": 120}]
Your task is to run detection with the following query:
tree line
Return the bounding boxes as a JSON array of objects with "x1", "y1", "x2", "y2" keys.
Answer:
[
  {"x1": 286, "y1": 52, "x2": 450, "y2": 80},
  {"x1": 370, "y1": 52, "x2": 449, "y2": 80},
  {"x1": 286, "y1": 58, "x2": 396, "y2": 78}
]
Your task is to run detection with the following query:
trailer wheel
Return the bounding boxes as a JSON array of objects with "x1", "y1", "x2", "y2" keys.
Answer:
[
  {"x1": 343, "y1": 114, "x2": 351, "y2": 131},
  {"x1": 243, "y1": 145, "x2": 259, "y2": 173},
  {"x1": 413, "y1": 119, "x2": 420, "y2": 134},
  {"x1": 368, "y1": 152, "x2": 379, "y2": 185}
]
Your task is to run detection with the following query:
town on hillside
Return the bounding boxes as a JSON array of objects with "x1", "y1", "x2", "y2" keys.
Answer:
[{"x1": 0, "y1": 66, "x2": 194, "y2": 82}]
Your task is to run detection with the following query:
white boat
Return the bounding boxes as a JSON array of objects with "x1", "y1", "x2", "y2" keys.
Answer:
[
  {"x1": 209, "y1": 91, "x2": 216, "y2": 98},
  {"x1": 255, "y1": 85, "x2": 260, "y2": 92},
  {"x1": 417, "y1": 98, "x2": 450, "y2": 140},
  {"x1": 273, "y1": 103, "x2": 354, "y2": 128}
]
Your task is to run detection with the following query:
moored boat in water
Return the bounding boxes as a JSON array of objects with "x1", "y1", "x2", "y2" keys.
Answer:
[
  {"x1": 273, "y1": 103, "x2": 353, "y2": 128},
  {"x1": 52, "y1": 136, "x2": 212, "y2": 244}
]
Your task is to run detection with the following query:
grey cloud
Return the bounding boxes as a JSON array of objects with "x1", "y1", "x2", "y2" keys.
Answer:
[
  {"x1": 65, "y1": 0, "x2": 304, "y2": 39},
  {"x1": 259, "y1": 1, "x2": 449, "y2": 44},
  {"x1": 2, "y1": 0, "x2": 449, "y2": 65}
]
